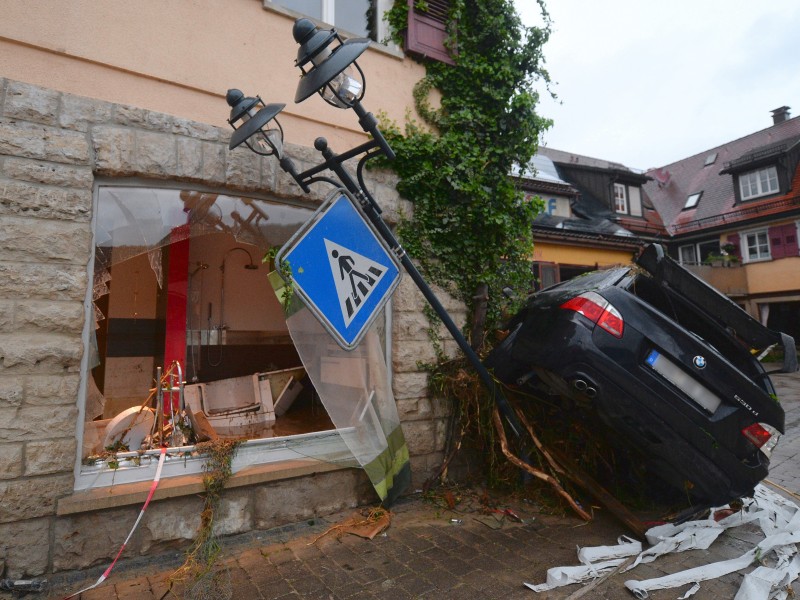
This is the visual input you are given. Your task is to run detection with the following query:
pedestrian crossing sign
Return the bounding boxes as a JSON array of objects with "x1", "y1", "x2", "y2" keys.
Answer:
[{"x1": 276, "y1": 189, "x2": 402, "y2": 350}]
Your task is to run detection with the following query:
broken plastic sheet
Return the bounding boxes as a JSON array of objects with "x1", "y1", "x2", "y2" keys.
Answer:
[
  {"x1": 273, "y1": 272, "x2": 410, "y2": 505},
  {"x1": 524, "y1": 484, "x2": 800, "y2": 599},
  {"x1": 524, "y1": 536, "x2": 641, "y2": 592}
]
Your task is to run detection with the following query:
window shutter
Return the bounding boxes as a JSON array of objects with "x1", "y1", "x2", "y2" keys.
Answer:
[
  {"x1": 726, "y1": 234, "x2": 741, "y2": 259},
  {"x1": 405, "y1": 0, "x2": 454, "y2": 65},
  {"x1": 769, "y1": 225, "x2": 786, "y2": 259},
  {"x1": 770, "y1": 223, "x2": 799, "y2": 259}
]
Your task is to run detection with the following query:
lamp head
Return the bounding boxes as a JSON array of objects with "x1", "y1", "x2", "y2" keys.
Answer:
[
  {"x1": 226, "y1": 89, "x2": 286, "y2": 158},
  {"x1": 292, "y1": 18, "x2": 369, "y2": 108}
]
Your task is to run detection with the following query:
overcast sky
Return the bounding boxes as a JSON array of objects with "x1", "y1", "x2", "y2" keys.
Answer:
[{"x1": 514, "y1": 0, "x2": 800, "y2": 171}]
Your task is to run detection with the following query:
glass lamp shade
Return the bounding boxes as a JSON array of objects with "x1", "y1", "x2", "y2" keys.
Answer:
[
  {"x1": 292, "y1": 18, "x2": 369, "y2": 106},
  {"x1": 226, "y1": 89, "x2": 285, "y2": 157}
]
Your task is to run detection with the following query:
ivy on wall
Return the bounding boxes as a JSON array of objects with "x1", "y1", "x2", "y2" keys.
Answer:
[{"x1": 383, "y1": 0, "x2": 553, "y2": 346}]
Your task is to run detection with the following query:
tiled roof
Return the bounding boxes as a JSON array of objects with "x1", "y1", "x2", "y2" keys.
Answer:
[
  {"x1": 538, "y1": 146, "x2": 640, "y2": 173},
  {"x1": 644, "y1": 116, "x2": 800, "y2": 235}
]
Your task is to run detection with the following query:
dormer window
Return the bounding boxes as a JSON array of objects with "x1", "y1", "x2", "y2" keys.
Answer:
[
  {"x1": 614, "y1": 182, "x2": 643, "y2": 216},
  {"x1": 740, "y1": 166, "x2": 779, "y2": 200}
]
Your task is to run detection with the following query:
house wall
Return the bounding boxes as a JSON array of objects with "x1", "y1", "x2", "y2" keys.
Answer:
[
  {"x1": 0, "y1": 0, "x2": 428, "y2": 158},
  {"x1": 0, "y1": 51, "x2": 456, "y2": 583},
  {"x1": 532, "y1": 241, "x2": 634, "y2": 268}
]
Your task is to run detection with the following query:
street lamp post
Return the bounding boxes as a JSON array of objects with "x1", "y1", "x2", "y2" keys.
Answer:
[{"x1": 225, "y1": 18, "x2": 526, "y2": 441}]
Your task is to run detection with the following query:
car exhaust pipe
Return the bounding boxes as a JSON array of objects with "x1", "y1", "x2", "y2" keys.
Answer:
[{"x1": 572, "y1": 378, "x2": 598, "y2": 398}]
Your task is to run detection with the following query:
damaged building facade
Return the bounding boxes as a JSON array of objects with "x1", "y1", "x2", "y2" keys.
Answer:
[{"x1": 0, "y1": 1, "x2": 462, "y2": 578}]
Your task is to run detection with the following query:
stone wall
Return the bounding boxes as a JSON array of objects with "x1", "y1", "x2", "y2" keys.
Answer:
[{"x1": 0, "y1": 78, "x2": 457, "y2": 577}]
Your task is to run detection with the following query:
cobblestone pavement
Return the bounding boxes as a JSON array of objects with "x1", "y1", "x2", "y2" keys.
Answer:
[{"x1": 38, "y1": 371, "x2": 800, "y2": 600}]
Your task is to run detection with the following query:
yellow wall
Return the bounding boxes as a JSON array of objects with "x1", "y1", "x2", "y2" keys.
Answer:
[
  {"x1": 0, "y1": 0, "x2": 427, "y2": 150},
  {"x1": 744, "y1": 257, "x2": 800, "y2": 295},
  {"x1": 533, "y1": 240, "x2": 634, "y2": 268}
]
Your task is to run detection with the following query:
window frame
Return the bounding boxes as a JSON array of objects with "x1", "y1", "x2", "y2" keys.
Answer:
[
  {"x1": 266, "y1": 0, "x2": 395, "y2": 45},
  {"x1": 684, "y1": 192, "x2": 702, "y2": 210},
  {"x1": 613, "y1": 183, "x2": 628, "y2": 214},
  {"x1": 75, "y1": 182, "x2": 391, "y2": 491},
  {"x1": 678, "y1": 244, "x2": 698, "y2": 265},
  {"x1": 739, "y1": 166, "x2": 779, "y2": 201},
  {"x1": 741, "y1": 228, "x2": 771, "y2": 263}
]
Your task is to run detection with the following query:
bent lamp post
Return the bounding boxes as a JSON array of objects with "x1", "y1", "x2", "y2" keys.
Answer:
[{"x1": 226, "y1": 18, "x2": 526, "y2": 441}]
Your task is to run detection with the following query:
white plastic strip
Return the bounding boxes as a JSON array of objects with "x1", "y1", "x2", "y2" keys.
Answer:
[
  {"x1": 524, "y1": 559, "x2": 627, "y2": 592},
  {"x1": 525, "y1": 483, "x2": 800, "y2": 598}
]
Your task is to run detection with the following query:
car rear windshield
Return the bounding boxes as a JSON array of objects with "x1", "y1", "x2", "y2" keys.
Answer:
[{"x1": 626, "y1": 273, "x2": 766, "y2": 381}]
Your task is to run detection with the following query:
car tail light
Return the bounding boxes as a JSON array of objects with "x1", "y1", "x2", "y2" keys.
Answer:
[
  {"x1": 742, "y1": 422, "x2": 780, "y2": 457},
  {"x1": 560, "y1": 291, "x2": 624, "y2": 338}
]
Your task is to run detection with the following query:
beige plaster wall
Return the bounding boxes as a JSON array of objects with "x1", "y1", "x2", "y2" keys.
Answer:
[
  {"x1": 0, "y1": 0, "x2": 427, "y2": 152},
  {"x1": 744, "y1": 256, "x2": 800, "y2": 295}
]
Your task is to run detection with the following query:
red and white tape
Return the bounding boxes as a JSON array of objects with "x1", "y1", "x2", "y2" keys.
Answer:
[{"x1": 63, "y1": 446, "x2": 167, "y2": 599}]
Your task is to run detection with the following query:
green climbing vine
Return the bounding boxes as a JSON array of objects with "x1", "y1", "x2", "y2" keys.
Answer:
[{"x1": 382, "y1": 0, "x2": 553, "y2": 347}]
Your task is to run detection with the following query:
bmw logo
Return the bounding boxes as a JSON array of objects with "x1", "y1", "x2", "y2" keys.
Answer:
[{"x1": 693, "y1": 356, "x2": 707, "y2": 369}]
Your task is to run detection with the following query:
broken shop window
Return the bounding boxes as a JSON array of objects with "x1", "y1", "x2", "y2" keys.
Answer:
[{"x1": 78, "y1": 186, "x2": 376, "y2": 489}]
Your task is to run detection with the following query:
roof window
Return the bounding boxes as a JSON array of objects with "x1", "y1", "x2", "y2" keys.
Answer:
[
  {"x1": 684, "y1": 192, "x2": 702, "y2": 210},
  {"x1": 704, "y1": 153, "x2": 717, "y2": 166}
]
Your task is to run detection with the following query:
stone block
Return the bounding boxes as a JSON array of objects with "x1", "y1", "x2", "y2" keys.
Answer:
[
  {"x1": 0, "y1": 518, "x2": 50, "y2": 577},
  {"x1": 14, "y1": 300, "x2": 85, "y2": 335},
  {"x1": 92, "y1": 126, "x2": 137, "y2": 176},
  {"x1": 176, "y1": 136, "x2": 204, "y2": 180},
  {"x1": 135, "y1": 130, "x2": 177, "y2": 177},
  {"x1": 144, "y1": 110, "x2": 174, "y2": 133},
  {"x1": 393, "y1": 312, "x2": 432, "y2": 342},
  {"x1": 0, "y1": 377, "x2": 23, "y2": 408},
  {"x1": 213, "y1": 490, "x2": 253, "y2": 537},
  {"x1": 0, "y1": 120, "x2": 90, "y2": 165},
  {"x1": 172, "y1": 118, "x2": 219, "y2": 142},
  {"x1": 54, "y1": 506, "x2": 141, "y2": 571},
  {"x1": 0, "y1": 405, "x2": 78, "y2": 443},
  {"x1": 0, "y1": 333, "x2": 83, "y2": 372},
  {"x1": 59, "y1": 94, "x2": 113, "y2": 131},
  {"x1": 0, "y1": 216, "x2": 91, "y2": 263},
  {"x1": 139, "y1": 495, "x2": 203, "y2": 554},
  {"x1": 0, "y1": 443, "x2": 23, "y2": 479},
  {"x1": 392, "y1": 340, "x2": 437, "y2": 373},
  {"x1": 0, "y1": 262, "x2": 88, "y2": 301},
  {"x1": 201, "y1": 140, "x2": 226, "y2": 184},
  {"x1": 2, "y1": 157, "x2": 93, "y2": 188},
  {"x1": 3, "y1": 81, "x2": 59, "y2": 126},
  {"x1": 0, "y1": 473, "x2": 72, "y2": 522},
  {"x1": 253, "y1": 469, "x2": 374, "y2": 530},
  {"x1": 396, "y1": 397, "x2": 433, "y2": 421},
  {"x1": 0, "y1": 301, "x2": 11, "y2": 329},
  {"x1": 224, "y1": 147, "x2": 261, "y2": 189},
  {"x1": 113, "y1": 104, "x2": 147, "y2": 127},
  {"x1": 392, "y1": 372, "x2": 429, "y2": 400},
  {"x1": 25, "y1": 373, "x2": 81, "y2": 406},
  {"x1": 0, "y1": 179, "x2": 92, "y2": 221},
  {"x1": 400, "y1": 420, "x2": 437, "y2": 455},
  {"x1": 25, "y1": 438, "x2": 77, "y2": 476}
]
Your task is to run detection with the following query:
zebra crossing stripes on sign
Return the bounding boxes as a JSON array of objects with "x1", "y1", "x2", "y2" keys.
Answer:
[
  {"x1": 324, "y1": 239, "x2": 386, "y2": 326},
  {"x1": 276, "y1": 190, "x2": 402, "y2": 350}
]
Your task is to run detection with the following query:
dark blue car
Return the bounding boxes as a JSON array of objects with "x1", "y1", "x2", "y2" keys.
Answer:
[{"x1": 487, "y1": 244, "x2": 796, "y2": 504}]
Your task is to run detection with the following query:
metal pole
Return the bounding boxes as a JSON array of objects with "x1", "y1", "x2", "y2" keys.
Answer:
[{"x1": 309, "y1": 137, "x2": 525, "y2": 439}]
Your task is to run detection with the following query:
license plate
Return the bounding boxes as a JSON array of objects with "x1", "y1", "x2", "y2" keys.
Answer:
[{"x1": 646, "y1": 350, "x2": 721, "y2": 413}]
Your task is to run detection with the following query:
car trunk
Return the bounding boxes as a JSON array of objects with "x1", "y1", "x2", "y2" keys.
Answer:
[{"x1": 635, "y1": 244, "x2": 797, "y2": 374}]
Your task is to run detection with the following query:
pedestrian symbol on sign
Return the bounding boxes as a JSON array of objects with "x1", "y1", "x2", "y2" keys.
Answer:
[
  {"x1": 325, "y1": 239, "x2": 386, "y2": 326},
  {"x1": 275, "y1": 189, "x2": 402, "y2": 350}
]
